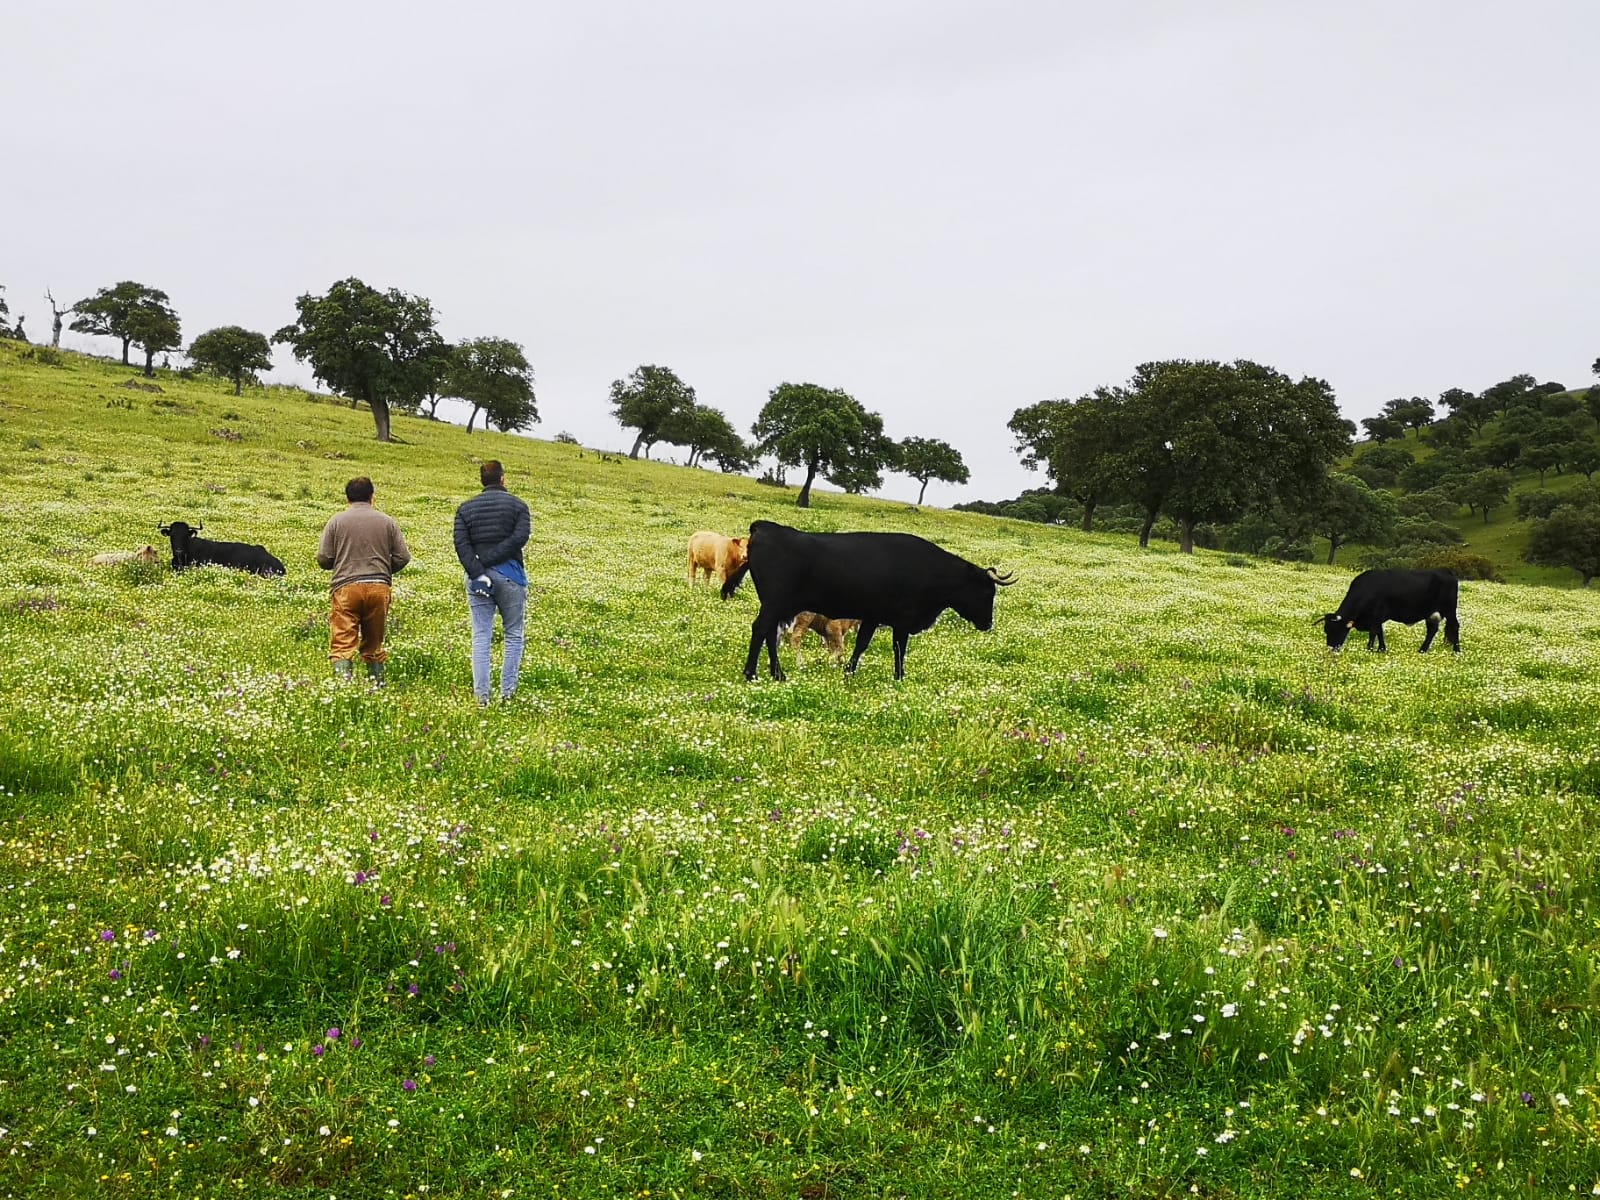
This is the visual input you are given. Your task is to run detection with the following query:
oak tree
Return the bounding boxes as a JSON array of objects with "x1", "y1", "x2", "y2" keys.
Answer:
[{"x1": 188, "y1": 326, "x2": 274, "y2": 394}]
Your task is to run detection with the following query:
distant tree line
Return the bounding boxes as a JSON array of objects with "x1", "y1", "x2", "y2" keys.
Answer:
[
  {"x1": 9, "y1": 273, "x2": 971, "y2": 507},
  {"x1": 608, "y1": 365, "x2": 968, "y2": 508},
  {"x1": 983, "y1": 357, "x2": 1600, "y2": 584}
]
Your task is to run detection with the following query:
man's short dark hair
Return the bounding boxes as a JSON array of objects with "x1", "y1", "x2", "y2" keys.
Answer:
[
  {"x1": 480, "y1": 460, "x2": 505, "y2": 487},
  {"x1": 346, "y1": 476, "x2": 375, "y2": 503}
]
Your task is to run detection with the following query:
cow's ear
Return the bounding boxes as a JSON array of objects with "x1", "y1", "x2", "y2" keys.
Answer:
[{"x1": 1346, "y1": 620, "x2": 1355, "y2": 629}]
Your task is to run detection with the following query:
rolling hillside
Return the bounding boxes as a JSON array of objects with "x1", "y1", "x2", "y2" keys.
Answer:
[{"x1": 3, "y1": 343, "x2": 1600, "y2": 1196}]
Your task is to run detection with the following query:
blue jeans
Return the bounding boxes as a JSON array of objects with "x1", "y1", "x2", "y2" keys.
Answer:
[{"x1": 467, "y1": 570, "x2": 527, "y2": 701}]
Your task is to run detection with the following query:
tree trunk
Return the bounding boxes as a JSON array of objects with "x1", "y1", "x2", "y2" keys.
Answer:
[
  {"x1": 916, "y1": 478, "x2": 929, "y2": 505},
  {"x1": 797, "y1": 463, "x2": 819, "y2": 508},
  {"x1": 142, "y1": 347, "x2": 155, "y2": 378},
  {"x1": 629, "y1": 431, "x2": 645, "y2": 459},
  {"x1": 1138, "y1": 508, "x2": 1158, "y2": 548},
  {"x1": 51, "y1": 316, "x2": 62, "y2": 348},
  {"x1": 1081, "y1": 500, "x2": 1096, "y2": 533},
  {"x1": 1327, "y1": 537, "x2": 1341, "y2": 566},
  {"x1": 466, "y1": 404, "x2": 480, "y2": 433},
  {"x1": 371, "y1": 396, "x2": 392, "y2": 443},
  {"x1": 233, "y1": 375, "x2": 242, "y2": 396},
  {"x1": 1178, "y1": 518, "x2": 1195, "y2": 554},
  {"x1": 120, "y1": 337, "x2": 131, "y2": 365}
]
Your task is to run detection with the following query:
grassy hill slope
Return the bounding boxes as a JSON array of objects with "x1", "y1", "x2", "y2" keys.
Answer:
[{"x1": 3, "y1": 345, "x2": 1600, "y2": 1197}]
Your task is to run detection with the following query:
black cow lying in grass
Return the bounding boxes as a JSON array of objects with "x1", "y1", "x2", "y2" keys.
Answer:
[
  {"x1": 1321, "y1": 568, "x2": 1460, "y2": 653},
  {"x1": 158, "y1": 521, "x2": 286, "y2": 577},
  {"x1": 722, "y1": 520, "x2": 1015, "y2": 680}
]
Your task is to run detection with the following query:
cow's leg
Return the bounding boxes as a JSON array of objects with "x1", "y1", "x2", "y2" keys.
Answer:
[
  {"x1": 1420, "y1": 613, "x2": 1440, "y2": 653},
  {"x1": 1367, "y1": 623, "x2": 1386, "y2": 652},
  {"x1": 743, "y1": 615, "x2": 769, "y2": 680},
  {"x1": 1445, "y1": 612, "x2": 1461, "y2": 652},
  {"x1": 764, "y1": 619, "x2": 785, "y2": 681},
  {"x1": 891, "y1": 628, "x2": 910, "y2": 679},
  {"x1": 846, "y1": 622, "x2": 880, "y2": 674}
]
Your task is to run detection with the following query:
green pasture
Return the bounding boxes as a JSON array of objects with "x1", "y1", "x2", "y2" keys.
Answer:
[{"x1": 2, "y1": 345, "x2": 1599, "y2": 1198}]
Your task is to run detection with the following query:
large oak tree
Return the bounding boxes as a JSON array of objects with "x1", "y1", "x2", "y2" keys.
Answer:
[
  {"x1": 71, "y1": 281, "x2": 178, "y2": 369},
  {"x1": 753, "y1": 383, "x2": 891, "y2": 508},
  {"x1": 896, "y1": 436, "x2": 969, "y2": 505},
  {"x1": 274, "y1": 278, "x2": 446, "y2": 442},
  {"x1": 609, "y1": 365, "x2": 696, "y2": 459},
  {"x1": 188, "y1": 326, "x2": 274, "y2": 394},
  {"x1": 446, "y1": 337, "x2": 538, "y2": 434}
]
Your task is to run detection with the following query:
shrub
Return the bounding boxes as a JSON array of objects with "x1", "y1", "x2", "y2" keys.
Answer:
[
  {"x1": 554, "y1": 431, "x2": 579, "y2": 445},
  {"x1": 1413, "y1": 549, "x2": 1502, "y2": 581},
  {"x1": 18, "y1": 346, "x2": 64, "y2": 367},
  {"x1": 1517, "y1": 491, "x2": 1565, "y2": 521}
]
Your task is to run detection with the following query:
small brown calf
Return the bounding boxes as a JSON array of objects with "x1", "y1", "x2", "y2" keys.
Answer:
[
  {"x1": 686, "y1": 531, "x2": 748, "y2": 586},
  {"x1": 785, "y1": 612, "x2": 861, "y2": 667}
]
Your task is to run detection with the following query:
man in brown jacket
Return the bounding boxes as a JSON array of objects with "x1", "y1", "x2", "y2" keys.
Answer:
[{"x1": 317, "y1": 477, "x2": 412, "y2": 685}]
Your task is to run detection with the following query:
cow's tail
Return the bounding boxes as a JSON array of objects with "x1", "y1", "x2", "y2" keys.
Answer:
[{"x1": 721, "y1": 561, "x2": 750, "y2": 600}]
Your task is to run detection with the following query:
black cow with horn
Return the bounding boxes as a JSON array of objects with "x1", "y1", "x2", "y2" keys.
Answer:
[
  {"x1": 1319, "y1": 568, "x2": 1460, "y2": 653},
  {"x1": 158, "y1": 520, "x2": 286, "y2": 577},
  {"x1": 721, "y1": 520, "x2": 1016, "y2": 680}
]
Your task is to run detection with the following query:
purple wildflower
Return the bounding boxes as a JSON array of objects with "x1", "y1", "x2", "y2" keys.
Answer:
[
  {"x1": 402, "y1": 1079, "x2": 417, "y2": 1092},
  {"x1": 99, "y1": 930, "x2": 115, "y2": 943},
  {"x1": 424, "y1": 1054, "x2": 436, "y2": 1066},
  {"x1": 326, "y1": 1028, "x2": 341, "y2": 1040}
]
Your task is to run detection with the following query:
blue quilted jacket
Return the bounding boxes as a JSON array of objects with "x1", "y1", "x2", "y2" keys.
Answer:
[{"x1": 453, "y1": 486, "x2": 531, "y2": 578}]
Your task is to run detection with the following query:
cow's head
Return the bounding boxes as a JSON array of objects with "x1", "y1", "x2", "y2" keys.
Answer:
[
  {"x1": 953, "y1": 566, "x2": 1017, "y2": 632},
  {"x1": 158, "y1": 521, "x2": 201, "y2": 569},
  {"x1": 726, "y1": 536, "x2": 748, "y2": 572},
  {"x1": 1321, "y1": 613, "x2": 1355, "y2": 651}
]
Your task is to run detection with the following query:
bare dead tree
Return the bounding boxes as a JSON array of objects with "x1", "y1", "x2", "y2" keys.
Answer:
[{"x1": 44, "y1": 288, "x2": 69, "y2": 349}]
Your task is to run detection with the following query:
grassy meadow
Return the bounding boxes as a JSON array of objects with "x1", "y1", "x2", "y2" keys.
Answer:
[{"x1": 3, "y1": 343, "x2": 1600, "y2": 1198}]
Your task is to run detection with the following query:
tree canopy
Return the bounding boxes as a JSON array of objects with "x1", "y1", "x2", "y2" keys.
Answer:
[
  {"x1": 71, "y1": 281, "x2": 178, "y2": 369},
  {"x1": 1312, "y1": 474, "x2": 1397, "y2": 565},
  {"x1": 446, "y1": 337, "x2": 538, "y2": 434},
  {"x1": 753, "y1": 383, "x2": 891, "y2": 508},
  {"x1": 896, "y1": 436, "x2": 970, "y2": 505},
  {"x1": 1526, "y1": 504, "x2": 1600, "y2": 585},
  {"x1": 188, "y1": 326, "x2": 273, "y2": 394},
  {"x1": 274, "y1": 278, "x2": 446, "y2": 442},
  {"x1": 609, "y1": 365, "x2": 696, "y2": 459},
  {"x1": 1009, "y1": 389, "x2": 1128, "y2": 531},
  {"x1": 659, "y1": 403, "x2": 745, "y2": 469}
]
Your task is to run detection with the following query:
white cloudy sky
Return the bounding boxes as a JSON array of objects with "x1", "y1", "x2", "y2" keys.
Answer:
[{"x1": 4, "y1": 1, "x2": 1596, "y2": 505}]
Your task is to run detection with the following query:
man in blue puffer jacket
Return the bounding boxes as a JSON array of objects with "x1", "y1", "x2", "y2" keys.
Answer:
[{"x1": 452, "y1": 460, "x2": 531, "y2": 705}]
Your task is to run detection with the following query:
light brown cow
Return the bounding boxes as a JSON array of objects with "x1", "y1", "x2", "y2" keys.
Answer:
[
  {"x1": 686, "y1": 531, "x2": 748, "y2": 586},
  {"x1": 90, "y1": 545, "x2": 160, "y2": 566},
  {"x1": 785, "y1": 612, "x2": 861, "y2": 667}
]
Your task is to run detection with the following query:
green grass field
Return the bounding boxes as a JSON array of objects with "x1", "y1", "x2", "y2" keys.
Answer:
[{"x1": 2, "y1": 344, "x2": 1599, "y2": 1198}]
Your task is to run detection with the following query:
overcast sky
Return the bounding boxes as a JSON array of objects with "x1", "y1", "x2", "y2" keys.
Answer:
[{"x1": 5, "y1": 1, "x2": 1596, "y2": 505}]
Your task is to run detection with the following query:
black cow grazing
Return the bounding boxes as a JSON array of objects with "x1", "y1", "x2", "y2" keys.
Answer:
[
  {"x1": 1321, "y1": 568, "x2": 1460, "y2": 653},
  {"x1": 721, "y1": 520, "x2": 1015, "y2": 680},
  {"x1": 158, "y1": 521, "x2": 286, "y2": 577}
]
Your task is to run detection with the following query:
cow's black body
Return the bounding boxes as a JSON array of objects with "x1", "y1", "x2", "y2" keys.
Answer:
[
  {"x1": 1323, "y1": 568, "x2": 1460, "y2": 653},
  {"x1": 159, "y1": 521, "x2": 285, "y2": 577},
  {"x1": 721, "y1": 520, "x2": 1013, "y2": 680}
]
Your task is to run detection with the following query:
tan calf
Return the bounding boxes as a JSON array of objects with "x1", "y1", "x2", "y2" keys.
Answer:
[
  {"x1": 90, "y1": 545, "x2": 160, "y2": 566},
  {"x1": 785, "y1": 612, "x2": 861, "y2": 667},
  {"x1": 686, "y1": 531, "x2": 748, "y2": 586}
]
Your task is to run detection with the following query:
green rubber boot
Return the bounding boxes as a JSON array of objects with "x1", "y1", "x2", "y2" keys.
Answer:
[
  {"x1": 332, "y1": 659, "x2": 355, "y2": 681},
  {"x1": 367, "y1": 661, "x2": 386, "y2": 688}
]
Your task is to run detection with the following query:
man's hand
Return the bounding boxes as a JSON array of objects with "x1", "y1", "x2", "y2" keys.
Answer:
[{"x1": 470, "y1": 574, "x2": 493, "y2": 597}]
